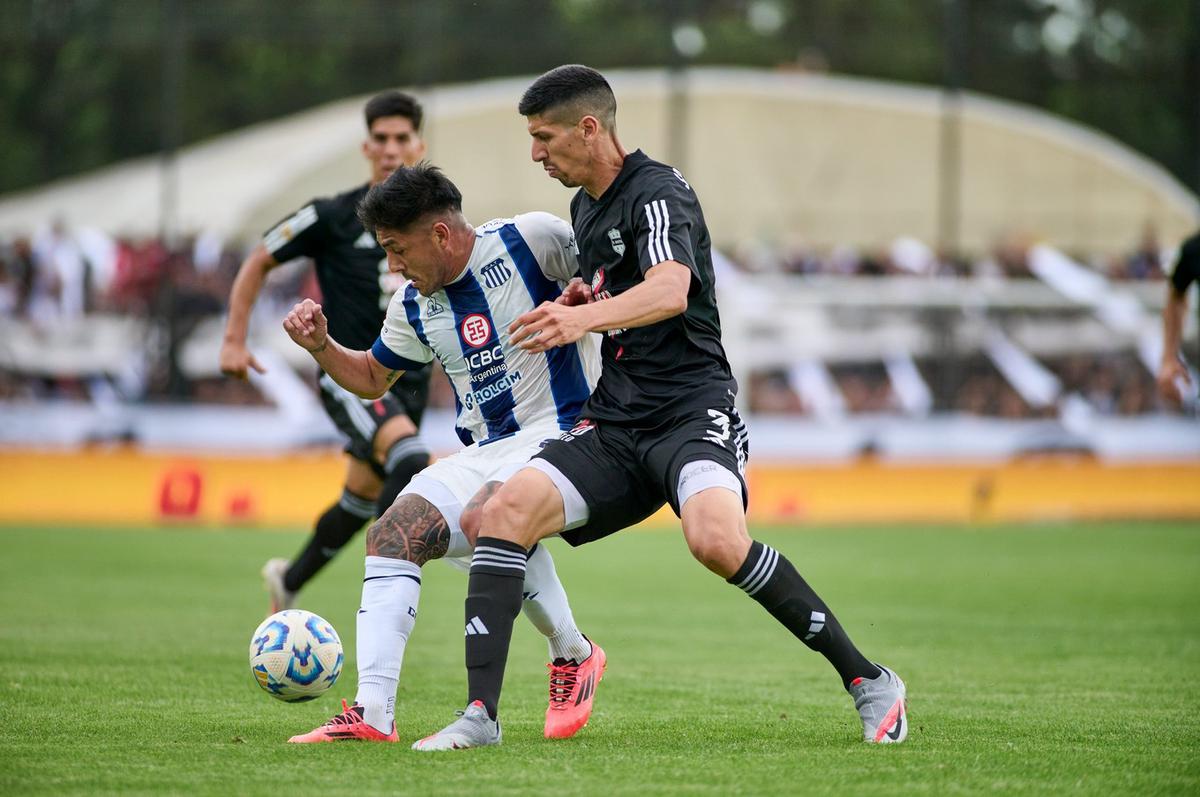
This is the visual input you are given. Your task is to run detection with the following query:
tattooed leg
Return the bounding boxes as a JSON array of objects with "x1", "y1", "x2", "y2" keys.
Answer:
[
  {"x1": 366, "y1": 494, "x2": 450, "y2": 565},
  {"x1": 354, "y1": 493, "x2": 448, "y2": 732}
]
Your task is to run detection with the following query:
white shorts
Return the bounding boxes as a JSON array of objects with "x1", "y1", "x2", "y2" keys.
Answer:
[{"x1": 399, "y1": 422, "x2": 561, "y2": 562}]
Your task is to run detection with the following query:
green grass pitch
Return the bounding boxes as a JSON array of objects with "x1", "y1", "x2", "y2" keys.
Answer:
[{"x1": 1, "y1": 522, "x2": 1197, "y2": 795}]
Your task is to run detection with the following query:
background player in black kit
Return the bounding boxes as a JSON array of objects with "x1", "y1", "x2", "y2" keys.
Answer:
[
  {"x1": 220, "y1": 91, "x2": 432, "y2": 613},
  {"x1": 1156, "y1": 230, "x2": 1199, "y2": 407},
  {"x1": 413, "y1": 65, "x2": 908, "y2": 751}
]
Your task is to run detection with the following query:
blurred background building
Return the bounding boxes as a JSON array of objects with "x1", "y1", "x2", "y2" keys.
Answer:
[{"x1": 1, "y1": 0, "x2": 1197, "y2": 525}]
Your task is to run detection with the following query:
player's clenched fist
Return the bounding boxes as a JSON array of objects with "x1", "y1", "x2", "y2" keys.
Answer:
[
  {"x1": 555, "y1": 277, "x2": 593, "y2": 307},
  {"x1": 283, "y1": 299, "x2": 329, "y2": 353}
]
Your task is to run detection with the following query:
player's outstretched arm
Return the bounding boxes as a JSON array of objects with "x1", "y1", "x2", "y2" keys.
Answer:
[
  {"x1": 511, "y1": 260, "x2": 690, "y2": 352},
  {"x1": 283, "y1": 299, "x2": 402, "y2": 399},
  {"x1": 1157, "y1": 286, "x2": 1192, "y2": 405},
  {"x1": 220, "y1": 244, "x2": 279, "y2": 379}
]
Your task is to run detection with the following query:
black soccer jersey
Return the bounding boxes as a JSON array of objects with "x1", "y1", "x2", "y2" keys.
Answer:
[
  {"x1": 263, "y1": 184, "x2": 402, "y2": 352},
  {"x1": 1169, "y1": 231, "x2": 1200, "y2": 296},
  {"x1": 1170, "y1": 231, "x2": 1200, "y2": 356},
  {"x1": 570, "y1": 149, "x2": 736, "y2": 425}
]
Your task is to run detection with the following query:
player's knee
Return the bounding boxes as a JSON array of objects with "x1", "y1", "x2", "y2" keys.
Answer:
[
  {"x1": 372, "y1": 415, "x2": 418, "y2": 464},
  {"x1": 478, "y1": 469, "x2": 562, "y2": 546},
  {"x1": 364, "y1": 495, "x2": 449, "y2": 564},
  {"x1": 479, "y1": 488, "x2": 527, "y2": 537},
  {"x1": 479, "y1": 485, "x2": 550, "y2": 547},
  {"x1": 684, "y1": 523, "x2": 749, "y2": 578},
  {"x1": 460, "y1": 504, "x2": 482, "y2": 547},
  {"x1": 364, "y1": 516, "x2": 395, "y2": 559}
]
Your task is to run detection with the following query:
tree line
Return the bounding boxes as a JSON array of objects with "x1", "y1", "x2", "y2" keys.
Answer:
[{"x1": 1, "y1": 0, "x2": 1196, "y2": 195}]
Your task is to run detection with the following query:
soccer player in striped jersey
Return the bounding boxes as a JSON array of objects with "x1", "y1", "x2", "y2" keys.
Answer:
[
  {"x1": 220, "y1": 91, "x2": 434, "y2": 614},
  {"x1": 281, "y1": 163, "x2": 605, "y2": 745},
  {"x1": 414, "y1": 65, "x2": 906, "y2": 751}
]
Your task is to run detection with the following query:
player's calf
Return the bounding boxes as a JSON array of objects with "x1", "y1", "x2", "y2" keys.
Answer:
[{"x1": 355, "y1": 495, "x2": 451, "y2": 735}]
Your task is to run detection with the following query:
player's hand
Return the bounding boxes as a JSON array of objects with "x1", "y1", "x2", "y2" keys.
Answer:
[
  {"x1": 283, "y1": 299, "x2": 329, "y2": 354},
  {"x1": 510, "y1": 301, "x2": 589, "y2": 353},
  {"x1": 219, "y1": 340, "x2": 266, "y2": 380},
  {"x1": 556, "y1": 277, "x2": 593, "y2": 306},
  {"x1": 1156, "y1": 357, "x2": 1192, "y2": 406}
]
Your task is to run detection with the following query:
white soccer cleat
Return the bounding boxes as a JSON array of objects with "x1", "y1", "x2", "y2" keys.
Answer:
[
  {"x1": 848, "y1": 664, "x2": 908, "y2": 743},
  {"x1": 411, "y1": 701, "x2": 501, "y2": 751},
  {"x1": 260, "y1": 558, "x2": 297, "y2": 615}
]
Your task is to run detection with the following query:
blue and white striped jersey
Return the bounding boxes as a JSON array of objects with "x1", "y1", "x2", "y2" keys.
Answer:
[{"x1": 370, "y1": 212, "x2": 601, "y2": 446}]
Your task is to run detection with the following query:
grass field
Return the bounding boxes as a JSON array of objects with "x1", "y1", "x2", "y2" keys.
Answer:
[{"x1": 1, "y1": 521, "x2": 1197, "y2": 795}]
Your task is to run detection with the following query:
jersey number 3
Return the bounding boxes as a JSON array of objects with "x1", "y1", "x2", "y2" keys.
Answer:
[{"x1": 703, "y1": 409, "x2": 731, "y2": 447}]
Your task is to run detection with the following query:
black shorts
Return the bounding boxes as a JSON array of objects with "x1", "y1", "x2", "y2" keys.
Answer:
[
  {"x1": 318, "y1": 368, "x2": 430, "y2": 471},
  {"x1": 539, "y1": 405, "x2": 749, "y2": 547}
]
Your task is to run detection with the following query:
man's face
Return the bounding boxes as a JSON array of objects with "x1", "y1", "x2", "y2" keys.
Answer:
[
  {"x1": 375, "y1": 221, "x2": 447, "y2": 297},
  {"x1": 526, "y1": 113, "x2": 588, "y2": 188},
  {"x1": 363, "y1": 116, "x2": 426, "y2": 184}
]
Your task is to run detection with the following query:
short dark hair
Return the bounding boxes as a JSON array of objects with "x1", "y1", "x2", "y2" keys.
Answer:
[
  {"x1": 518, "y1": 64, "x2": 616, "y2": 128},
  {"x1": 357, "y1": 163, "x2": 462, "y2": 233},
  {"x1": 364, "y1": 90, "x2": 424, "y2": 131}
]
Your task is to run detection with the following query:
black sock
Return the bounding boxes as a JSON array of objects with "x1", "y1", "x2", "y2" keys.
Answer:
[
  {"x1": 375, "y1": 435, "x2": 430, "y2": 518},
  {"x1": 464, "y1": 536, "x2": 528, "y2": 720},
  {"x1": 728, "y1": 541, "x2": 880, "y2": 689},
  {"x1": 284, "y1": 490, "x2": 373, "y2": 592}
]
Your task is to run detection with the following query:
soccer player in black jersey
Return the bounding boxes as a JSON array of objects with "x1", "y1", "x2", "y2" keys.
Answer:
[
  {"x1": 220, "y1": 91, "x2": 433, "y2": 613},
  {"x1": 1157, "y1": 230, "x2": 1199, "y2": 406},
  {"x1": 413, "y1": 65, "x2": 908, "y2": 750}
]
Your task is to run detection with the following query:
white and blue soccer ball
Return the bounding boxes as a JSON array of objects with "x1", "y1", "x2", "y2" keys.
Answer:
[{"x1": 248, "y1": 610, "x2": 343, "y2": 702}]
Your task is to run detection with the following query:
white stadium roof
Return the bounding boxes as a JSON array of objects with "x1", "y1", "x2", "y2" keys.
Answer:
[{"x1": 1, "y1": 68, "x2": 1196, "y2": 252}]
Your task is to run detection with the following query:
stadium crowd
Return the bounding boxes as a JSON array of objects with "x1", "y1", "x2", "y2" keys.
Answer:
[
  {"x1": 747, "y1": 353, "x2": 1162, "y2": 418},
  {"x1": 0, "y1": 226, "x2": 1179, "y2": 417},
  {"x1": 728, "y1": 227, "x2": 1170, "y2": 281}
]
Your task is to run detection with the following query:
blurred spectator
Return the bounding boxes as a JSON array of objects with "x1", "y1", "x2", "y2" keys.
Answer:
[{"x1": 0, "y1": 225, "x2": 1180, "y2": 412}]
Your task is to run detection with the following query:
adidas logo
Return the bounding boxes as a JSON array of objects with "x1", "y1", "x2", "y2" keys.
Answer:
[
  {"x1": 465, "y1": 616, "x2": 490, "y2": 636},
  {"x1": 574, "y1": 673, "x2": 596, "y2": 705},
  {"x1": 803, "y1": 610, "x2": 825, "y2": 641}
]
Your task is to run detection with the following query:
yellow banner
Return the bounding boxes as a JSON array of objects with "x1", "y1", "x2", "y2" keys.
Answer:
[{"x1": 0, "y1": 448, "x2": 1196, "y2": 527}]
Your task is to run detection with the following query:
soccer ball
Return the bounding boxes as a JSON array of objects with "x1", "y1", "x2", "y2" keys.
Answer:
[{"x1": 248, "y1": 609, "x2": 343, "y2": 702}]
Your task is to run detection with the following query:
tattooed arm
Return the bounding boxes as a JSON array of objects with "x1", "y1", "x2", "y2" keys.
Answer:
[{"x1": 367, "y1": 494, "x2": 450, "y2": 566}]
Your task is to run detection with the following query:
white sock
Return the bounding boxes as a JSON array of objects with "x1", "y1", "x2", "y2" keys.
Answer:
[
  {"x1": 354, "y1": 556, "x2": 421, "y2": 733},
  {"x1": 521, "y1": 543, "x2": 592, "y2": 663}
]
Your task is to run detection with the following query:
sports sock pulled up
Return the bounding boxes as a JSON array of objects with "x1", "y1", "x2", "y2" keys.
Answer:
[
  {"x1": 728, "y1": 541, "x2": 880, "y2": 688},
  {"x1": 464, "y1": 537, "x2": 527, "y2": 719},
  {"x1": 285, "y1": 490, "x2": 373, "y2": 592}
]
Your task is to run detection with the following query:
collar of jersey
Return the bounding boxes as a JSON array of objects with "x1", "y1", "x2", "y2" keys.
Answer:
[{"x1": 591, "y1": 149, "x2": 648, "y2": 205}]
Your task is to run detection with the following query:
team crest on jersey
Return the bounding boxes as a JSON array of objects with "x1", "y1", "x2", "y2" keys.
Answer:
[
  {"x1": 480, "y1": 258, "x2": 512, "y2": 289},
  {"x1": 607, "y1": 228, "x2": 625, "y2": 255},
  {"x1": 591, "y1": 268, "x2": 606, "y2": 294},
  {"x1": 460, "y1": 313, "x2": 493, "y2": 348},
  {"x1": 426, "y1": 299, "x2": 444, "y2": 318}
]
